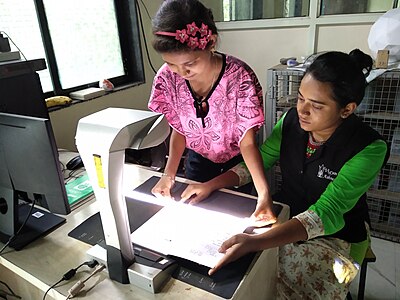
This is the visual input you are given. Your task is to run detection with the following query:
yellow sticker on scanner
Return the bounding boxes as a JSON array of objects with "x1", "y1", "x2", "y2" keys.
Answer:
[{"x1": 93, "y1": 154, "x2": 105, "y2": 188}]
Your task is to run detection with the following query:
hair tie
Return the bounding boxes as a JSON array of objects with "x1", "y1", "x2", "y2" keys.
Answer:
[{"x1": 155, "y1": 22, "x2": 212, "y2": 50}]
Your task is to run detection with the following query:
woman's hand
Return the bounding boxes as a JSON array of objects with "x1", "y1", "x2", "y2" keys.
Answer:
[
  {"x1": 151, "y1": 175, "x2": 175, "y2": 200},
  {"x1": 251, "y1": 197, "x2": 277, "y2": 227},
  {"x1": 208, "y1": 233, "x2": 255, "y2": 276},
  {"x1": 180, "y1": 183, "x2": 213, "y2": 204}
]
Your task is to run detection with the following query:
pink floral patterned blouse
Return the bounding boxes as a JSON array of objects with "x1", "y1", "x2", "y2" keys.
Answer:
[{"x1": 148, "y1": 53, "x2": 264, "y2": 163}]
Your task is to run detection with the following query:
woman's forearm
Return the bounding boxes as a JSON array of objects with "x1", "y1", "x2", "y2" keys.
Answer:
[
  {"x1": 240, "y1": 128, "x2": 271, "y2": 197},
  {"x1": 164, "y1": 130, "x2": 186, "y2": 178},
  {"x1": 251, "y1": 218, "x2": 308, "y2": 251},
  {"x1": 204, "y1": 170, "x2": 240, "y2": 191}
]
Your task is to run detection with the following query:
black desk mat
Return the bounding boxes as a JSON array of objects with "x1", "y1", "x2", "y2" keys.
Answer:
[{"x1": 68, "y1": 176, "x2": 283, "y2": 298}]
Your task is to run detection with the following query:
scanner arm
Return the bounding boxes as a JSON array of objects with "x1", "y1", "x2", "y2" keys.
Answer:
[{"x1": 75, "y1": 108, "x2": 170, "y2": 283}]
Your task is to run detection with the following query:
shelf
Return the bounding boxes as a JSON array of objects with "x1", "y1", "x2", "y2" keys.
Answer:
[
  {"x1": 388, "y1": 154, "x2": 400, "y2": 165},
  {"x1": 361, "y1": 112, "x2": 400, "y2": 121},
  {"x1": 368, "y1": 189, "x2": 400, "y2": 203},
  {"x1": 0, "y1": 59, "x2": 46, "y2": 79},
  {"x1": 370, "y1": 222, "x2": 400, "y2": 242}
]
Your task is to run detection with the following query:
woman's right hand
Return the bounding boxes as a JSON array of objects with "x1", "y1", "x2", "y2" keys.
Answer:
[
  {"x1": 180, "y1": 183, "x2": 214, "y2": 204},
  {"x1": 151, "y1": 175, "x2": 175, "y2": 200}
]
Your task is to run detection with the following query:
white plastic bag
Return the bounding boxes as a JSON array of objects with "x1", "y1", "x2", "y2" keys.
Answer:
[{"x1": 368, "y1": 8, "x2": 400, "y2": 64}]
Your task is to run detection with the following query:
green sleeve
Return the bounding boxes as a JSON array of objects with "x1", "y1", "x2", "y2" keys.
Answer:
[
  {"x1": 309, "y1": 139, "x2": 388, "y2": 235},
  {"x1": 258, "y1": 115, "x2": 284, "y2": 170}
]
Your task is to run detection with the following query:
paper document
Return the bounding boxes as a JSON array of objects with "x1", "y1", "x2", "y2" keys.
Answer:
[{"x1": 130, "y1": 203, "x2": 249, "y2": 268}]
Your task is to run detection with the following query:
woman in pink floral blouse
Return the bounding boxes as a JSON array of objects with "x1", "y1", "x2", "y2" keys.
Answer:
[{"x1": 148, "y1": 0, "x2": 275, "y2": 225}]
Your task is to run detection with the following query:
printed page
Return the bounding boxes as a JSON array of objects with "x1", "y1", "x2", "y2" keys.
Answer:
[{"x1": 130, "y1": 203, "x2": 249, "y2": 268}]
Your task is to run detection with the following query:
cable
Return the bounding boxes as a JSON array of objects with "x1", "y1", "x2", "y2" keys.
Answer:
[
  {"x1": 42, "y1": 259, "x2": 98, "y2": 300},
  {"x1": 0, "y1": 281, "x2": 21, "y2": 299},
  {"x1": 62, "y1": 160, "x2": 86, "y2": 182},
  {"x1": 75, "y1": 259, "x2": 99, "y2": 270},
  {"x1": 135, "y1": 0, "x2": 158, "y2": 74},
  {"x1": 139, "y1": 0, "x2": 152, "y2": 19},
  {"x1": 0, "y1": 31, "x2": 28, "y2": 61},
  {"x1": 0, "y1": 290, "x2": 21, "y2": 299},
  {"x1": 66, "y1": 263, "x2": 106, "y2": 299},
  {"x1": 64, "y1": 169, "x2": 84, "y2": 182},
  {"x1": 0, "y1": 199, "x2": 36, "y2": 255},
  {"x1": 42, "y1": 278, "x2": 64, "y2": 300},
  {"x1": 59, "y1": 160, "x2": 66, "y2": 172}
]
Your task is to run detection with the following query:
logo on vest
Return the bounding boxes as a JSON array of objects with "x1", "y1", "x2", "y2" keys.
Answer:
[{"x1": 317, "y1": 164, "x2": 337, "y2": 181}]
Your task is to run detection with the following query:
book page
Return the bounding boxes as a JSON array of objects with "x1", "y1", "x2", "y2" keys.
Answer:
[{"x1": 130, "y1": 203, "x2": 249, "y2": 268}]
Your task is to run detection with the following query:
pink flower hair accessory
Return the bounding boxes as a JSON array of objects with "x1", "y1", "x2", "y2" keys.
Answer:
[
  {"x1": 199, "y1": 23, "x2": 210, "y2": 37},
  {"x1": 176, "y1": 29, "x2": 189, "y2": 43},
  {"x1": 187, "y1": 37, "x2": 199, "y2": 50},
  {"x1": 186, "y1": 22, "x2": 199, "y2": 36},
  {"x1": 155, "y1": 22, "x2": 212, "y2": 50}
]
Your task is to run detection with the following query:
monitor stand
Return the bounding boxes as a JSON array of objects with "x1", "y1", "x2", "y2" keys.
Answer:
[{"x1": 0, "y1": 203, "x2": 66, "y2": 251}]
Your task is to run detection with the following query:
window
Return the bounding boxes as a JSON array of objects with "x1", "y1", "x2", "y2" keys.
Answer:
[
  {"x1": 205, "y1": 0, "x2": 399, "y2": 22},
  {"x1": 320, "y1": 0, "x2": 395, "y2": 15},
  {"x1": 0, "y1": 0, "x2": 144, "y2": 98},
  {"x1": 204, "y1": 0, "x2": 310, "y2": 21}
]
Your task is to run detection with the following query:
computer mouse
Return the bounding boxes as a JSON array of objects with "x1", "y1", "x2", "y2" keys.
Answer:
[{"x1": 66, "y1": 155, "x2": 84, "y2": 170}]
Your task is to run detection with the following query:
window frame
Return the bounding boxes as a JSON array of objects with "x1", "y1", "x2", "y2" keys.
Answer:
[
  {"x1": 222, "y1": 0, "x2": 309, "y2": 21},
  {"x1": 34, "y1": 0, "x2": 144, "y2": 99},
  {"x1": 215, "y1": 0, "x2": 399, "y2": 54}
]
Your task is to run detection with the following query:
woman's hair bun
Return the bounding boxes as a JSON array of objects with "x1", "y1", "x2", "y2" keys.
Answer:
[{"x1": 349, "y1": 48, "x2": 373, "y2": 77}]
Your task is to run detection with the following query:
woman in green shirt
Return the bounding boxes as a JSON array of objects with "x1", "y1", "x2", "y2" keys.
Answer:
[{"x1": 182, "y1": 49, "x2": 388, "y2": 299}]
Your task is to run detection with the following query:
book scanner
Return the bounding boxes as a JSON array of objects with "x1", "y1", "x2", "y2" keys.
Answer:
[{"x1": 75, "y1": 108, "x2": 171, "y2": 293}]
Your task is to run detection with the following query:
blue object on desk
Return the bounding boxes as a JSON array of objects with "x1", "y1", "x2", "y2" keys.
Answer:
[{"x1": 287, "y1": 58, "x2": 299, "y2": 67}]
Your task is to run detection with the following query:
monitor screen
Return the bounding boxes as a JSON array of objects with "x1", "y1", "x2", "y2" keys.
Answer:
[{"x1": 0, "y1": 112, "x2": 69, "y2": 248}]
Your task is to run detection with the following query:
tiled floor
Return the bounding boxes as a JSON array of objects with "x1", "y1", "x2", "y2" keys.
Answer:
[{"x1": 348, "y1": 237, "x2": 400, "y2": 299}]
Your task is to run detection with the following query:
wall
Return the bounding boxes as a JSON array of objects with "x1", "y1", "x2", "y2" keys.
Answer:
[
  {"x1": 316, "y1": 25, "x2": 372, "y2": 53},
  {"x1": 218, "y1": 23, "x2": 375, "y2": 90},
  {"x1": 218, "y1": 27, "x2": 309, "y2": 87},
  {"x1": 51, "y1": 0, "x2": 382, "y2": 151}
]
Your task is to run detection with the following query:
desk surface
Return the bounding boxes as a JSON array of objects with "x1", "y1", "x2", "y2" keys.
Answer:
[{"x1": 0, "y1": 164, "x2": 289, "y2": 300}]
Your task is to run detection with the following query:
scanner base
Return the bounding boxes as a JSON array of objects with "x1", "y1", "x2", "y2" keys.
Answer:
[{"x1": 87, "y1": 243, "x2": 176, "y2": 293}]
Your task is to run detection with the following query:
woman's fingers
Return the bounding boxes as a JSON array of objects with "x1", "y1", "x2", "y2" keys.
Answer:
[
  {"x1": 180, "y1": 184, "x2": 210, "y2": 204},
  {"x1": 208, "y1": 234, "x2": 250, "y2": 276}
]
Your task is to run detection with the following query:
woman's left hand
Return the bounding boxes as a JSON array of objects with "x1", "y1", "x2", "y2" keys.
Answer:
[{"x1": 208, "y1": 233, "x2": 254, "y2": 276}]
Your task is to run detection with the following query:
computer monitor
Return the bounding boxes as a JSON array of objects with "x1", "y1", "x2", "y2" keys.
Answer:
[{"x1": 0, "y1": 112, "x2": 69, "y2": 250}]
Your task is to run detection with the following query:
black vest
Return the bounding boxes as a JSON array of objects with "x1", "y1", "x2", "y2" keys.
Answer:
[{"x1": 274, "y1": 108, "x2": 386, "y2": 243}]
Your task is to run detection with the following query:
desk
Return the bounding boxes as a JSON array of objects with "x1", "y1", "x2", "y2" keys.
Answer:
[{"x1": 0, "y1": 164, "x2": 289, "y2": 300}]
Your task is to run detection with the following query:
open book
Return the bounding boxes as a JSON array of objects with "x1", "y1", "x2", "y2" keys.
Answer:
[{"x1": 128, "y1": 176, "x2": 280, "y2": 269}]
